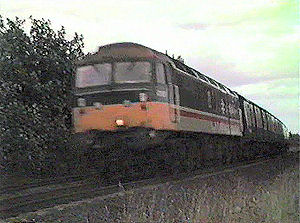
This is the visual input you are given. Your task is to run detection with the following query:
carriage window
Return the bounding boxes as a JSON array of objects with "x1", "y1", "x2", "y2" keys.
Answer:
[
  {"x1": 114, "y1": 61, "x2": 151, "y2": 83},
  {"x1": 218, "y1": 84, "x2": 227, "y2": 92},
  {"x1": 244, "y1": 103, "x2": 251, "y2": 127},
  {"x1": 261, "y1": 111, "x2": 268, "y2": 130},
  {"x1": 156, "y1": 63, "x2": 166, "y2": 84},
  {"x1": 255, "y1": 107, "x2": 263, "y2": 128},
  {"x1": 185, "y1": 67, "x2": 197, "y2": 78},
  {"x1": 209, "y1": 78, "x2": 219, "y2": 87},
  {"x1": 76, "y1": 63, "x2": 112, "y2": 88},
  {"x1": 197, "y1": 72, "x2": 209, "y2": 82},
  {"x1": 191, "y1": 70, "x2": 200, "y2": 78},
  {"x1": 173, "y1": 59, "x2": 188, "y2": 72}
]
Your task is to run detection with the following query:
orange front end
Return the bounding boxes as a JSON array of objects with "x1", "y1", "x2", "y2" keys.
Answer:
[{"x1": 73, "y1": 102, "x2": 177, "y2": 133}]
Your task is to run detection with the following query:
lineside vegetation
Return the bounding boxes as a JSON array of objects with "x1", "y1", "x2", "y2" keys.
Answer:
[{"x1": 0, "y1": 16, "x2": 84, "y2": 175}]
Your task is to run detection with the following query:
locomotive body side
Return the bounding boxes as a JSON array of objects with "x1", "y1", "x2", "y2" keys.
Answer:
[
  {"x1": 166, "y1": 61, "x2": 243, "y2": 136},
  {"x1": 72, "y1": 42, "x2": 244, "y2": 138}
]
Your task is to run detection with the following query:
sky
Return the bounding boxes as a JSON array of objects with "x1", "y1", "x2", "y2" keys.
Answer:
[{"x1": 0, "y1": 0, "x2": 299, "y2": 133}]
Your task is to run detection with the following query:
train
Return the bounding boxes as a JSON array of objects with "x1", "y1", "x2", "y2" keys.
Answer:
[{"x1": 72, "y1": 42, "x2": 289, "y2": 171}]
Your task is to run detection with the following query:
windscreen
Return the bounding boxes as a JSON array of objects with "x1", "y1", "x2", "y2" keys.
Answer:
[
  {"x1": 114, "y1": 62, "x2": 151, "y2": 83},
  {"x1": 76, "y1": 63, "x2": 112, "y2": 88}
]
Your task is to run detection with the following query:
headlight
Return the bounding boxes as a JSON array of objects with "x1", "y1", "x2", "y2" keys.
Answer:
[
  {"x1": 77, "y1": 98, "x2": 86, "y2": 107},
  {"x1": 116, "y1": 119, "x2": 125, "y2": 126},
  {"x1": 139, "y1": 93, "x2": 148, "y2": 102}
]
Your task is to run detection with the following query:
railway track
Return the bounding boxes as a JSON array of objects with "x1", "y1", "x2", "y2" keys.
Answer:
[
  {"x1": 0, "y1": 172, "x2": 101, "y2": 195},
  {"x1": 1, "y1": 152, "x2": 297, "y2": 220}
]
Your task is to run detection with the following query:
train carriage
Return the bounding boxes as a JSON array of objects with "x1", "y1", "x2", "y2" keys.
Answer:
[{"x1": 238, "y1": 94, "x2": 287, "y2": 142}]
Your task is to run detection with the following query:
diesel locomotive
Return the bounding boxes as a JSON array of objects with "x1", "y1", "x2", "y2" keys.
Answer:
[{"x1": 72, "y1": 42, "x2": 288, "y2": 168}]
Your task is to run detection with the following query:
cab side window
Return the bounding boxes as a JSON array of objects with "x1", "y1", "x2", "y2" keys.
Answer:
[{"x1": 156, "y1": 63, "x2": 166, "y2": 84}]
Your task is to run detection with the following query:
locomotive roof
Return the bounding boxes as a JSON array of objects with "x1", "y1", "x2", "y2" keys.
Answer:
[
  {"x1": 98, "y1": 42, "x2": 171, "y2": 61},
  {"x1": 76, "y1": 42, "x2": 171, "y2": 65}
]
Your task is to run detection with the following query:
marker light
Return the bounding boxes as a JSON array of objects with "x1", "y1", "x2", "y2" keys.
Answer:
[
  {"x1": 123, "y1": 100, "x2": 132, "y2": 107},
  {"x1": 93, "y1": 102, "x2": 103, "y2": 110},
  {"x1": 139, "y1": 93, "x2": 148, "y2": 102},
  {"x1": 116, "y1": 119, "x2": 125, "y2": 126},
  {"x1": 77, "y1": 98, "x2": 86, "y2": 107}
]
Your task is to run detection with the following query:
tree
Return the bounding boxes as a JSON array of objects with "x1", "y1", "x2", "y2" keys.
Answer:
[{"x1": 0, "y1": 16, "x2": 84, "y2": 174}]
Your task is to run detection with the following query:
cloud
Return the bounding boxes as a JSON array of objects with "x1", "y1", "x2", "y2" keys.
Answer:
[
  {"x1": 184, "y1": 52, "x2": 298, "y2": 88},
  {"x1": 180, "y1": 23, "x2": 210, "y2": 30},
  {"x1": 232, "y1": 78, "x2": 299, "y2": 97},
  {"x1": 180, "y1": 18, "x2": 250, "y2": 30}
]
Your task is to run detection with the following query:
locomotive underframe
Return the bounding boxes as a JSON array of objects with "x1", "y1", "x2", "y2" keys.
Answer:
[{"x1": 78, "y1": 127, "x2": 287, "y2": 177}]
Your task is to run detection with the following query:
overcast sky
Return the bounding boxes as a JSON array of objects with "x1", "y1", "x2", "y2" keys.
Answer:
[{"x1": 0, "y1": 0, "x2": 299, "y2": 133}]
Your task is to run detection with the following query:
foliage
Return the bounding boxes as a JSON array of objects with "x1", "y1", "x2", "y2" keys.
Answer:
[{"x1": 0, "y1": 16, "x2": 84, "y2": 174}]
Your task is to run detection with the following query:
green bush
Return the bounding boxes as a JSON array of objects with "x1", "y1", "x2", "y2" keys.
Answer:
[{"x1": 0, "y1": 16, "x2": 84, "y2": 175}]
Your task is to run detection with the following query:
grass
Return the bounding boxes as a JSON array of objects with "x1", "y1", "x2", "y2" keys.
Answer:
[{"x1": 5, "y1": 156, "x2": 299, "y2": 223}]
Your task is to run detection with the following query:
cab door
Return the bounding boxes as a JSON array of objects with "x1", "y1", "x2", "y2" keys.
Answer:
[
  {"x1": 165, "y1": 64, "x2": 180, "y2": 123},
  {"x1": 156, "y1": 62, "x2": 180, "y2": 123},
  {"x1": 168, "y1": 83, "x2": 180, "y2": 123}
]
